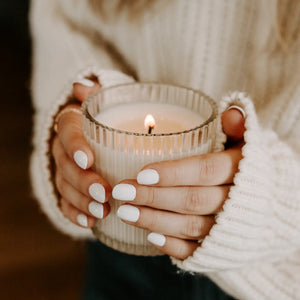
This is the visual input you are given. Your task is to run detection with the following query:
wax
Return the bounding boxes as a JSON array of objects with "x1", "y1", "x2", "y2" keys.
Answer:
[{"x1": 95, "y1": 102, "x2": 203, "y2": 134}]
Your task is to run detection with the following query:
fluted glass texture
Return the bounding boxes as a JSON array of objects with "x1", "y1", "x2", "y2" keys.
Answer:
[{"x1": 82, "y1": 83, "x2": 218, "y2": 255}]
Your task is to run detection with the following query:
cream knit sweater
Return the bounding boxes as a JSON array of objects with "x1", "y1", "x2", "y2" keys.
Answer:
[{"x1": 30, "y1": 1, "x2": 300, "y2": 299}]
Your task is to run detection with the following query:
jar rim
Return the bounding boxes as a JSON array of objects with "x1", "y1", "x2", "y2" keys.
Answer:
[{"x1": 81, "y1": 82, "x2": 218, "y2": 137}]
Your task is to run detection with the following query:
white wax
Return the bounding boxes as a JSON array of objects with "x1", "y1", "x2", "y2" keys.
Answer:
[{"x1": 95, "y1": 102, "x2": 203, "y2": 134}]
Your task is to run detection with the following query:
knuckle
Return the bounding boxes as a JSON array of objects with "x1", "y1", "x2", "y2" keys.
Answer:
[
  {"x1": 198, "y1": 156, "x2": 216, "y2": 179},
  {"x1": 71, "y1": 135, "x2": 85, "y2": 150},
  {"x1": 174, "y1": 242, "x2": 189, "y2": 260},
  {"x1": 183, "y1": 216, "x2": 204, "y2": 239},
  {"x1": 184, "y1": 189, "x2": 203, "y2": 213},
  {"x1": 143, "y1": 211, "x2": 158, "y2": 231},
  {"x1": 68, "y1": 119, "x2": 83, "y2": 137},
  {"x1": 145, "y1": 187, "x2": 157, "y2": 206},
  {"x1": 57, "y1": 153, "x2": 68, "y2": 171},
  {"x1": 173, "y1": 162, "x2": 181, "y2": 186}
]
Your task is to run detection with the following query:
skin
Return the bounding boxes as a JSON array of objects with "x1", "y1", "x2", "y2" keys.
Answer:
[{"x1": 52, "y1": 81, "x2": 245, "y2": 259}]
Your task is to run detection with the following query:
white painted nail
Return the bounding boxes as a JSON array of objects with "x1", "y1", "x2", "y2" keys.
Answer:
[
  {"x1": 77, "y1": 214, "x2": 88, "y2": 227},
  {"x1": 74, "y1": 150, "x2": 88, "y2": 169},
  {"x1": 112, "y1": 184, "x2": 136, "y2": 201},
  {"x1": 137, "y1": 169, "x2": 159, "y2": 185},
  {"x1": 147, "y1": 232, "x2": 166, "y2": 247},
  {"x1": 88, "y1": 201, "x2": 103, "y2": 219},
  {"x1": 73, "y1": 78, "x2": 95, "y2": 87},
  {"x1": 227, "y1": 105, "x2": 246, "y2": 118},
  {"x1": 117, "y1": 205, "x2": 140, "y2": 222},
  {"x1": 89, "y1": 183, "x2": 105, "y2": 203}
]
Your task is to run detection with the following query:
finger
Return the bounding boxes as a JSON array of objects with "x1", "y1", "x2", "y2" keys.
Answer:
[
  {"x1": 113, "y1": 180, "x2": 229, "y2": 215},
  {"x1": 56, "y1": 104, "x2": 94, "y2": 170},
  {"x1": 117, "y1": 205, "x2": 215, "y2": 240},
  {"x1": 55, "y1": 172, "x2": 110, "y2": 219},
  {"x1": 137, "y1": 146, "x2": 243, "y2": 187},
  {"x1": 147, "y1": 233, "x2": 198, "y2": 260},
  {"x1": 73, "y1": 79, "x2": 101, "y2": 102},
  {"x1": 60, "y1": 198, "x2": 96, "y2": 228},
  {"x1": 52, "y1": 137, "x2": 112, "y2": 203},
  {"x1": 221, "y1": 106, "x2": 246, "y2": 141}
]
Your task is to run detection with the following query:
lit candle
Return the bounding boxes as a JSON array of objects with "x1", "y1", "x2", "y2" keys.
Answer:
[
  {"x1": 144, "y1": 114, "x2": 155, "y2": 134},
  {"x1": 94, "y1": 102, "x2": 203, "y2": 134},
  {"x1": 82, "y1": 83, "x2": 218, "y2": 255}
]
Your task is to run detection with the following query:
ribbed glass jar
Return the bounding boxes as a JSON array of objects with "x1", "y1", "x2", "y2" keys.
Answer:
[{"x1": 82, "y1": 83, "x2": 218, "y2": 255}]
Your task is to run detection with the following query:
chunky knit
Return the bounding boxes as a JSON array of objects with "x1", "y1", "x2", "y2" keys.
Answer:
[{"x1": 30, "y1": 1, "x2": 300, "y2": 299}]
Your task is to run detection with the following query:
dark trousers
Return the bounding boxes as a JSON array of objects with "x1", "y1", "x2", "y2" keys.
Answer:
[{"x1": 82, "y1": 241, "x2": 234, "y2": 300}]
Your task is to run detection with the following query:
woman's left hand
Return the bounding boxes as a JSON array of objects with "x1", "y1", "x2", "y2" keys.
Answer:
[{"x1": 113, "y1": 108, "x2": 246, "y2": 259}]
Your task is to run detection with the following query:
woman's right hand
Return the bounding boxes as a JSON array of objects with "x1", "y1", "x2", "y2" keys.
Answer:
[{"x1": 51, "y1": 79, "x2": 112, "y2": 228}]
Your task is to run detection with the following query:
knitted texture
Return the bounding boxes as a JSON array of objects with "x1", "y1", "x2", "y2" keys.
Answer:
[
  {"x1": 172, "y1": 92, "x2": 300, "y2": 299},
  {"x1": 30, "y1": 66, "x2": 134, "y2": 238},
  {"x1": 30, "y1": 0, "x2": 300, "y2": 299}
]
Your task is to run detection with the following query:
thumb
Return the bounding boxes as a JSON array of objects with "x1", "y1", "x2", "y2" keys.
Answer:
[
  {"x1": 221, "y1": 106, "x2": 246, "y2": 141},
  {"x1": 73, "y1": 78, "x2": 101, "y2": 103}
]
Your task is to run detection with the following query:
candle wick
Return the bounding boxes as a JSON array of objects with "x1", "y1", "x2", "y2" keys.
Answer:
[{"x1": 148, "y1": 126, "x2": 154, "y2": 134}]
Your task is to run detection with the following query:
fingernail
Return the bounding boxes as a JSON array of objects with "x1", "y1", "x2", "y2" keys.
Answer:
[
  {"x1": 137, "y1": 169, "x2": 159, "y2": 185},
  {"x1": 73, "y1": 78, "x2": 95, "y2": 87},
  {"x1": 117, "y1": 205, "x2": 140, "y2": 222},
  {"x1": 88, "y1": 201, "x2": 103, "y2": 219},
  {"x1": 77, "y1": 214, "x2": 88, "y2": 227},
  {"x1": 147, "y1": 232, "x2": 166, "y2": 247},
  {"x1": 227, "y1": 105, "x2": 246, "y2": 118},
  {"x1": 74, "y1": 150, "x2": 88, "y2": 169},
  {"x1": 112, "y1": 184, "x2": 136, "y2": 201},
  {"x1": 89, "y1": 183, "x2": 105, "y2": 203}
]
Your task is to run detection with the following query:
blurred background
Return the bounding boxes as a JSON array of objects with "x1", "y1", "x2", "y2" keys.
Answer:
[{"x1": 0, "y1": 1, "x2": 86, "y2": 299}]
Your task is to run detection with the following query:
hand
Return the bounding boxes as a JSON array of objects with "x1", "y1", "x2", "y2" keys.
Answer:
[
  {"x1": 113, "y1": 107, "x2": 246, "y2": 259},
  {"x1": 52, "y1": 79, "x2": 111, "y2": 228}
]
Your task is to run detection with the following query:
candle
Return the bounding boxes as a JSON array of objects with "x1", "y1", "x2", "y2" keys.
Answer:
[
  {"x1": 95, "y1": 102, "x2": 204, "y2": 134},
  {"x1": 82, "y1": 83, "x2": 218, "y2": 255}
]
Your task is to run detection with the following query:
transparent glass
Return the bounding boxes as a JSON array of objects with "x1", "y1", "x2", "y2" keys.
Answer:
[{"x1": 82, "y1": 83, "x2": 218, "y2": 255}]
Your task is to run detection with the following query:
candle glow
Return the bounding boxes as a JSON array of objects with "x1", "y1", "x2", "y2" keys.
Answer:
[{"x1": 144, "y1": 114, "x2": 155, "y2": 134}]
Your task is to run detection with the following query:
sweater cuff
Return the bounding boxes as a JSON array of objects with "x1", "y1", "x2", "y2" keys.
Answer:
[
  {"x1": 30, "y1": 66, "x2": 134, "y2": 239},
  {"x1": 208, "y1": 250, "x2": 300, "y2": 300},
  {"x1": 171, "y1": 91, "x2": 298, "y2": 273}
]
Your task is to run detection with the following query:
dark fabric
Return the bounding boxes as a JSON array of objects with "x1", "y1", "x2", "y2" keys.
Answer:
[{"x1": 82, "y1": 241, "x2": 235, "y2": 300}]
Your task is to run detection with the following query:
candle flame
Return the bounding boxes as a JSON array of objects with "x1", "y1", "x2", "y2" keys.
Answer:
[{"x1": 144, "y1": 114, "x2": 156, "y2": 129}]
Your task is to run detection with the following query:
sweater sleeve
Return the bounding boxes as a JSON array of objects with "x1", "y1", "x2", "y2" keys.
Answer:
[
  {"x1": 172, "y1": 90, "x2": 300, "y2": 299},
  {"x1": 29, "y1": 0, "x2": 134, "y2": 239}
]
